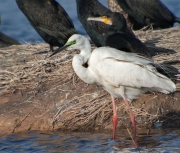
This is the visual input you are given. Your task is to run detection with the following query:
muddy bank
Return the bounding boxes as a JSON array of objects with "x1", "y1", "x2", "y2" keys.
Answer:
[{"x1": 0, "y1": 27, "x2": 180, "y2": 136}]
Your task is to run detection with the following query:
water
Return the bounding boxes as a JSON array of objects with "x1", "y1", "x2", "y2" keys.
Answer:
[
  {"x1": 0, "y1": 1, "x2": 180, "y2": 152},
  {"x1": 0, "y1": 0, "x2": 107, "y2": 44},
  {"x1": 0, "y1": 0, "x2": 180, "y2": 44},
  {"x1": 0, "y1": 128, "x2": 180, "y2": 153}
]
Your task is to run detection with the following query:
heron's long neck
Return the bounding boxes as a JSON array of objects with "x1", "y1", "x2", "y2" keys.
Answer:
[
  {"x1": 79, "y1": 41, "x2": 91, "y2": 63},
  {"x1": 72, "y1": 42, "x2": 95, "y2": 84}
]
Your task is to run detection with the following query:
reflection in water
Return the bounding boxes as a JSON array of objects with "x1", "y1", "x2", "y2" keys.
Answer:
[{"x1": 0, "y1": 128, "x2": 180, "y2": 152}]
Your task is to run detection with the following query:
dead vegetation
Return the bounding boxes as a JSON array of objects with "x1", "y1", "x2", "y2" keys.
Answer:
[{"x1": 0, "y1": 27, "x2": 180, "y2": 135}]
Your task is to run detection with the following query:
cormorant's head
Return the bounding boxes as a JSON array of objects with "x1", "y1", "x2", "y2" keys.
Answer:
[
  {"x1": 110, "y1": 12, "x2": 127, "y2": 27},
  {"x1": 87, "y1": 13, "x2": 127, "y2": 30},
  {"x1": 87, "y1": 16, "x2": 112, "y2": 25}
]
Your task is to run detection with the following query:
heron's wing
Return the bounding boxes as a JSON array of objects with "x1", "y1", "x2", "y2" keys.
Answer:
[
  {"x1": 91, "y1": 47, "x2": 167, "y2": 89},
  {"x1": 125, "y1": 0, "x2": 173, "y2": 22},
  {"x1": 98, "y1": 47, "x2": 153, "y2": 65}
]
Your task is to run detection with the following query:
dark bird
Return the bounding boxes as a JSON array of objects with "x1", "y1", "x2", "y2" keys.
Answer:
[
  {"x1": 76, "y1": 0, "x2": 178, "y2": 75},
  {"x1": 0, "y1": 32, "x2": 20, "y2": 48},
  {"x1": 16, "y1": 0, "x2": 77, "y2": 52},
  {"x1": 107, "y1": 0, "x2": 180, "y2": 30},
  {"x1": 76, "y1": 0, "x2": 150, "y2": 57},
  {"x1": 106, "y1": 0, "x2": 133, "y2": 29},
  {"x1": 0, "y1": 15, "x2": 20, "y2": 48}
]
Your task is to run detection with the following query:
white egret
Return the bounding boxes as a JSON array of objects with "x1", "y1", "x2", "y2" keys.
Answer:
[{"x1": 50, "y1": 34, "x2": 176, "y2": 140}]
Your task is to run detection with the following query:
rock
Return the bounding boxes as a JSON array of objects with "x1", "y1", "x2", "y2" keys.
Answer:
[{"x1": 0, "y1": 27, "x2": 179, "y2": 136}]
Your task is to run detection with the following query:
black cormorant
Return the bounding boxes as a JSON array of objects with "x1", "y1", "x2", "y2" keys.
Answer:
[
  {"x1": 106, "y1": 0, "x2": 135, "y2": 29},
  {"x1": 0, "y1": 32, "x2": 20, "y2": 48},
  {"x1": 0, "y1": 15, "x2": 20, "y2": 48},
  {"x1": 108, "y1": 0, "x2": 180, "y2": 30},
  {"x1": 76, "y1": 0, "x2": 150, "y2": 57},
  {"x1": 16, "y1": 0, "x2": 77, "y2": 52}
]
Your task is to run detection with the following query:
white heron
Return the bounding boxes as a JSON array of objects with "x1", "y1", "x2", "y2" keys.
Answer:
[{"x1": 50, "y1": 34, "x2": 176, "y2": 140}]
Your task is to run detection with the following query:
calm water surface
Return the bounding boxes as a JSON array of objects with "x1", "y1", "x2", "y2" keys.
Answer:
[
  {"x1": 0, "y1": 1, "x2": 180, "y2": 152},
  {"x1": 0, "y1": 128, "x2": 180, "y2": 153}
]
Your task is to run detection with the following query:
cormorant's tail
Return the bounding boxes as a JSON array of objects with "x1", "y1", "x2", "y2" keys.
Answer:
[
  {"x1": 175, "y1": 17, "x2": 180, "y2": 23},
  {"x1": 155, "y1": 61, "x2": 179, "y2": 82}
]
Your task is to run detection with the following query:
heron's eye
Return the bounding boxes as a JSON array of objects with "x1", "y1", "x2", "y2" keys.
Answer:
[
  {"x1": 72, "y1": 40, "x2": 76, "y2": 45},
  {"x1": 66, "y1": 40, "x2": 76, "y2": 46}
]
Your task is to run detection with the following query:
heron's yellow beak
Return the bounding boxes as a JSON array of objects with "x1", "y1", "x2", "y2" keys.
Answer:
[{"x1": 87, "y1": 16, "x2": 112, "y2": 25}]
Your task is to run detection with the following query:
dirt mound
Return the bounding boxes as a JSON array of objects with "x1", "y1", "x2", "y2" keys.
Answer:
[{"x1": 0, "y1": 27, "x2": 180, "y2": 136}]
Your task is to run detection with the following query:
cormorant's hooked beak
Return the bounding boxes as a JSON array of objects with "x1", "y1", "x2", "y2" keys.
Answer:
[
  {"x1": 49, "y1": 45, "x2": 68, "y2": 57},
  {"x1": 87, "y1": 16, "x2": 112, "y2": 25}
]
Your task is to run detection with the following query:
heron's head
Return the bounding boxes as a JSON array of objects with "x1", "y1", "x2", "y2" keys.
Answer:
[
  {"x1": 49, "y1": 34, "x2": 88, "y2": 57},
  {"x1": 66, "y1": 34, "x2": 87, "y2": 50}
]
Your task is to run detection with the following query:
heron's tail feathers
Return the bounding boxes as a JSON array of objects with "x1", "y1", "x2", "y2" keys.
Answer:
[
  {"x1": 155, "y1": 70, "x2": 176, "y2": 94},
  {"x1": 159, "y1": 78, "x2": 176, "y2": 94},
  {"x1": 151, "y1": 62, "x2": 177, "y2": 94}
]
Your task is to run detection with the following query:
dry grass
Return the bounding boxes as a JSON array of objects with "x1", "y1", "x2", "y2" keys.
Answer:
[{"x1": 0, "y1": 27, "x2": 180, "y2": 132}]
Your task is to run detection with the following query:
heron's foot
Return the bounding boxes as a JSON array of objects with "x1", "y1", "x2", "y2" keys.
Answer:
[{"x1": 112, "y1": 115, "x2": 118, "y2": 141}]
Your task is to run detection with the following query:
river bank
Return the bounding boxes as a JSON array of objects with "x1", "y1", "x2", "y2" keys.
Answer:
[{"x1": 0, "y1": 27, "x2": 179, "y2": 136}]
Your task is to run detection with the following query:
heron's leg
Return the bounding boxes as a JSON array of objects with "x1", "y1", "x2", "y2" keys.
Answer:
[
  {"x1": 111, "y1": 96, "x2": 118, "y2": 140},
  {"x1": 123, "y1": 96, "x2": 136, "y2": 137}
]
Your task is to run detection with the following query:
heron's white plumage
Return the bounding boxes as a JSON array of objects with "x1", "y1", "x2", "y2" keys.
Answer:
[
  {"x1": 51, "y1": 34, "x2": 176, "y2": 140},
  {"x1": 68, "y1": 34, "x2": 176, "y2": 101}
]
